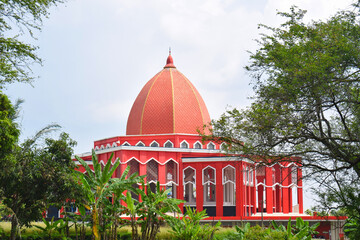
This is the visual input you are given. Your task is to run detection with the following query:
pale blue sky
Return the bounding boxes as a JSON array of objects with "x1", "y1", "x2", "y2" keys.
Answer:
[{"x1": 4, "y1": 0, "x2": 354, "y2": 209}]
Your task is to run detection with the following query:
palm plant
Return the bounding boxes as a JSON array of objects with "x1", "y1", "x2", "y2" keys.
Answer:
[
  {"x1": 76, "y1": 149, "x2": 143, "y2": 240},
  {"x1": 125, "y1": 182, "x2": 184, "y2": 240}
]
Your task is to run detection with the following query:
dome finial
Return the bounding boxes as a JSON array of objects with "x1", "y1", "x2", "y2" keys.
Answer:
[{"x1": 164, "y1": 48, "x2": 175, "y2": 68}]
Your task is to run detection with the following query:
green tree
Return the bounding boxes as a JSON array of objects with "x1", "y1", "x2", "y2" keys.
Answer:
[
  {"x1": 0, "y1": 127, "x2": 82, "y2": 240},
  {"x1": 0, "y1": 0, "x2": 64, "y2": 87},
  {"x1": 0, "y1": 93, "x2": 19, "y2": 159},
  {"x1": 209, "y1": 4, "x2": 360, "y2": 232}
]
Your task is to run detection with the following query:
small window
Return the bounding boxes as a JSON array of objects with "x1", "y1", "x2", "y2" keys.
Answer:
[
  {"x1": 180, "y1": 141, "x2": 189, "y2": 148},
  {"x1": 150, "y1": 141, "x2": 159, "y2": 147},
  {"x1": 164, "y1": 141, "x2": 173, "y2": 148},
  {"x1": 207, "y1": 142, "x2": 215, "y2": 150},
  {"x1": 112, "y1": 142, "x2": 117, "y2": 148},
  {"x1": 194, "y1": 142, "x2": 202, "y2": 149},
  {"x1": 136, "y1": 141, "x2": 145, "y2": 147},
  {"x1": 100, "y1": 145, "x2": 105, "y2": 150},
  {"x1": 122, "y1": 142, "x2": 130, "y2": 146},
  {"x1": 106, "y1": 144, "x2": 111, "y2": 149},
  {"x1": 94, "y1": 146, "x2": 100, "y2": 151}
]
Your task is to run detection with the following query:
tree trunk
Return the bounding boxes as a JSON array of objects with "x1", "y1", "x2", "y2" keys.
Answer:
[{"x1": 10, "y1": 214, "x2": 18, "y2": 240}]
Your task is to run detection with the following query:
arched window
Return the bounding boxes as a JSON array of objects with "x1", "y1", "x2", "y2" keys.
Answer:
[
  {"x1": 150, "y1": 141, "x2": 159, "y2": 147},
  {"x1": 194, "y1": 142, "x2": 202, "y2": 149},
  {"x1": 207, "y1": 142, "x2": 215, "y2": 150},
  {"x1": 136, "y1": 141, "x2": 145, "y2": 147},
  {"x1": 180, "y1": 141, "x2": 189, "y2": 148},
  {"x1": 94, "y1": 146, "x2": 100, "y2": 151},
  {"x1": 122, "y1": 142, "x2": 130, "y2": 146},
  {"x1": 147, "y1": 160, "x2": 158, "y2": 193},
  {"x1": 183, "y1": 167, "x2": 196, "y2": 205},
  {"x1": 223, "y1": 165, "x2": 236, "y2": 206},
  {"x1": 127, "y1": 159, "x2": 140, "y2": 200},
  {"x1": 100, "y1": 145, "x2": 105, "y2": 150},
  {"x1": 164, "y1": 140, "x2": 173, "y2": 148},
  {"x1": 220, "y1": 143, "x2": 227, "y2": 151},
  {"x1": 203, "y1": 166, "x2": 216, "y2": 205},
  {"x1": 166, "y1": 160, "x2": 178, "y2": 198},
  {"x1": 106, "y1": 144, "x2": 111, "y2": 149},
  {"x1": 112, "y1": 142, "x2": 117, "y2": 148}
]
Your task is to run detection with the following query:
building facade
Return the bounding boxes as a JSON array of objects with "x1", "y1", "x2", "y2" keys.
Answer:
[{"x1": 74, "y1": 53, "x2": 345, "y2": 240}]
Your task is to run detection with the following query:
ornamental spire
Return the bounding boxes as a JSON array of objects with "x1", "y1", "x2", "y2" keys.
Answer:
[{"x1": 164, "y1": 48, "x2": 176, "y2": 68}]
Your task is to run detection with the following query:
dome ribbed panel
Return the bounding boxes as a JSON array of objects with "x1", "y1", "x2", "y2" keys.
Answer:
[
  {"x1": 172, "y1": 70, "x2": 210, "y2": 134},
  {"x1": 126, "y1": 71, "x2": 163, "y2": 135},
  {"x1": 141, "y1": 69, "x2": 174, "y2": 134}
]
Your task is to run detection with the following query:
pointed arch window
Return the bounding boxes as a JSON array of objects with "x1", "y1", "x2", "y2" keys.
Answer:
[
  {"x1": 194, "y1": 142, "x2": 202, "y2": 149},
  {"x1": 207, "y1": 142, "x2": 215, "y2": 150},
  {"x1": 180, "y1": 141, "x2": 189, "y2": 148},
  {"x1": 164, "y1": 140, "x2": 173, "y2": 148},
  {"x1": 223, "y1": 165, "x2": 236, "y2": 206},
  {"x1": 127, "y1": 159, "x2": 140, "y2": 200},
  {"x1": 166, "y1": 160, "x2": 178, "y2": 198},
  {"x1": 136, "y1": 141, "x2": 145, "y2": 147},
  {"x1": 147, "y1": 160, "x2": 158, "y2": 193},
  {"x1": 150, "y1": 141, "x2": 159, "y2": 147},
  {"x1": 183, "y1": 167, "x2": 196, "y2": 205},
  {"x1": 203, "y1": 166, "x2": 216, "y2": 205}
]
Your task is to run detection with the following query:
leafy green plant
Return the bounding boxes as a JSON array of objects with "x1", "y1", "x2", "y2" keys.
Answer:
[
  {"x1": 34, "y1": 217, "x2": 67, "y2": 239},
  {"x1": 167, "y1": 206, "x2": 220, "y2": 240},
  {"x1": 124, "y1": 182, "x2": 184, "y2": 240},
  {"x1": 271, "y1": 218, "x2": 319, "y2": 240}
]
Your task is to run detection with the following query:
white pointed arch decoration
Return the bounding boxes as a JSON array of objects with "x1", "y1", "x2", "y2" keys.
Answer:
[
  {"x1": 220, "y1": 142, "x2": 228, "y2": 151},
  {"x1": 122, "y1": 141, "x2": 131, "y2": 146},
  {"x1": 223, "y1": 165, "x2": 236, "y2": 206},
  {"x1": 207, "y1": 142, "x2": 216, "y2": 150},
  {"x1": 165, "y1": 159, "x2": 178, "y2": 198},
  {"x1": 180, "y1": 140, "x2": 189, "y2": 149},
  {"x1": 193, "y1": 141, "x2": 202, "y2": 149},
  {"x1": 112, "y1": 142, "x2": 117, "y2": 148},
  {"x1": 150, "y1": 140, "x2": 159, "y2": 147},
  {"x1": 203, "y1": 165, "x2": 216, "y2": 205},
  {"x1": 136, "y1": 141, "x2": 145, "y2": 147},
  {"x1": 164, "y1": 140, "x2": 174, "y2": 148},
  {"x1": 100, "y1": 145, "x2": 105, "y2": 150},
  {"x1": 94, "y1": 146, "x2": 100, "y2": 151},
  {"x1": 183, "y1": 166, "x2": 196, "y2": 204},
  {"x1": 106, "y1": 144, "x2": 111, "y2": 149}
]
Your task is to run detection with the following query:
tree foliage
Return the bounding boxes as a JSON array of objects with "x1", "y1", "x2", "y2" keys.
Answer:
[
  {"x1": 209, "y1": 4, "x2": 360, "y2": 227},
  {"x1": 0, "y1": 127, "x2": 82, "y2": 240},
  {"x1": 0, "y1": 0, "x2": 63, "y2": 88}
]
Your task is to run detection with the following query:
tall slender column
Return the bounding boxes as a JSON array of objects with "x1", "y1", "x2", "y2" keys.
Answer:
[
  {"x1": 236, "y1": 162, "x2": 243, "y2": 217},
  {"x1": 297, "y1": 167, "x2": 304, "y2": 213},
  {"x1": 196, "y1": 163, "x2": 203, "y2": 212},
  {"x1": 282, "y1": 167, "x2": 290, "y2": 214},
  {"x1": 265, "y1": 167, "x2": 273, "y2": 214},
  {"x1": 216, "y1": 163, "x2": 223, "y2": 217}
]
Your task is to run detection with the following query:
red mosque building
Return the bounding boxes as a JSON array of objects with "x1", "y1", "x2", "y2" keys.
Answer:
[{"x1": 74, "y1": 53, "x2": 346, "y2": 239}]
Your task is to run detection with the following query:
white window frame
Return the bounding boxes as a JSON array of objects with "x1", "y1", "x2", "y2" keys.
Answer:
[
  {"x1": 150, "y1": 140, "x2": 159, "y2": 147},
  {"x1": 180, "y1": 140, "x2": 189, "y2": 148},
  {"x1": 193, "y1": 141, "x2": 202, "y2": 149},
  {"x1": 207, "y1": 142, "x2": 216, "y2": 150},
  {"x1": 164, "y1": 140, "x2": 174, "y2": 148}
]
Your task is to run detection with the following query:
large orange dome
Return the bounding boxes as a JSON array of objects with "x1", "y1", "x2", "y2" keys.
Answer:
[{"x1": 126, "y1": 54, "x2": 211, "y2": 135}]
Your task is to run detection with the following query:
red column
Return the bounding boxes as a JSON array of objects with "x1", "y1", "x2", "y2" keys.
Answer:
[
  {"x1": 236, "y1": 162, "x2": 243, "y2": 217},
  {"x1": 216, "y1": 163, "x2": 223, "y2": 217},
  {"x1": 178, "y1": 160, "x2": 184, "y2": 213},
  {"x1": 282, "y1": 167, "x2": 290, "y2": 214},
  {"x1": 265, "y1": 167, "x2": 273, "y2": 214},
  {"x1": 252, "y1": 170, "x2": 257, "y2": 215},
  {"x1": 297, "y1": 167, "x2": 304, "y2": 213},
  {"x1": 196, "y1": 163, "x2": 203, "y2": 212}
]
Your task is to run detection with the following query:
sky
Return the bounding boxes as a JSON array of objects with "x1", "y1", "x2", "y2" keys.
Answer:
[{"x1": 4, "y1": 0, "x2": 354, "y2": 210}]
